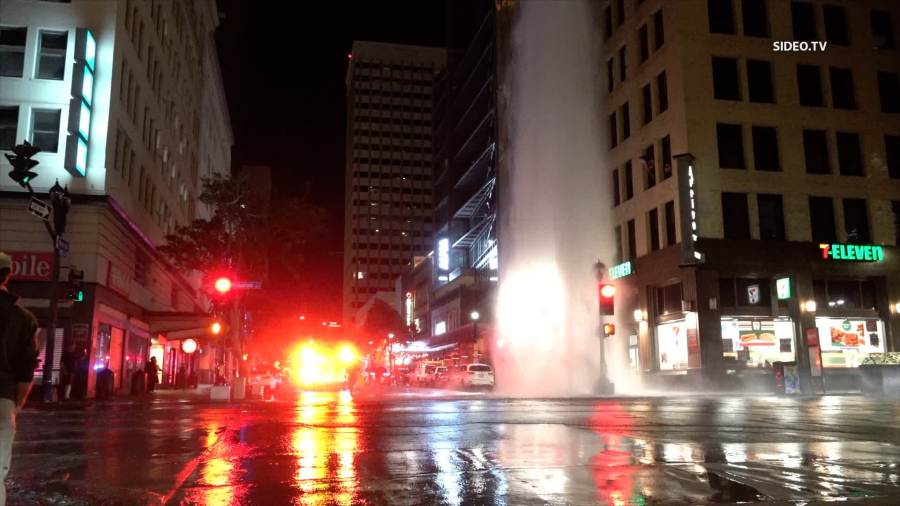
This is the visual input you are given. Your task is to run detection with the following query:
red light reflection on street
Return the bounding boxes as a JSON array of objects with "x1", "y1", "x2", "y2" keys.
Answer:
[
  {"x1": 291, "y1": 391, "x2": 359, "y2": 506},
  {"x1": 588, "y1": 401, "x2": 641, "y2": 506}
]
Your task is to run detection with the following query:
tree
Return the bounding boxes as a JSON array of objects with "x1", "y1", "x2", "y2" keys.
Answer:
[
  {"x1": 158, "y1": 172, "x2": 326, "y2": 283},
  {"x1": 359, "y1": 299, "x2": 405, "y2": 341}
]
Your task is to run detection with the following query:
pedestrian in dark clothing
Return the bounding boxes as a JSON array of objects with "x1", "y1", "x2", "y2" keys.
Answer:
[
  {"x1": 176, "y1": 365, "x2": 186, "y2": 389},
  {"x1": 60, "y1": 341, "x2": 77, "y2": 401},
  {"x1": 146, "y1": 356, "x2": 160, "y2": 392},
  {"x1": 0, "y1": 252, "x2": 39, "y2": 505}
]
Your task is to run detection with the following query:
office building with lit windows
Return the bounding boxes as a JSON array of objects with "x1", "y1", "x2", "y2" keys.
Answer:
[
  {"x1": 603, "y1": 0, "x2": 900, "y2": 391},
  {"x1": 0, "y1": 0, "x2": 232, "y2": 396},
  {"x1": 342, "y1": 41, "x2": 446, "y2": 326}
]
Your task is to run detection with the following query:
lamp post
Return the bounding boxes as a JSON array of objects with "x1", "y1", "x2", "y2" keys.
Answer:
[
  {"x1": 470, "y1": 311, "x2": 480, "y2": 362},
  {"x1": 387, "y1": 333, "x2": 395, "y2": 384}
]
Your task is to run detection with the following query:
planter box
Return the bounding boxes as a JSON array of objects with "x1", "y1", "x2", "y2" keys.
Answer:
[
  {"x1": 859, "y1": 365, "x2": 900, "y2": 400},
  {"x1": 210, "y1": 385, "x2": 231, "y2": 401}
]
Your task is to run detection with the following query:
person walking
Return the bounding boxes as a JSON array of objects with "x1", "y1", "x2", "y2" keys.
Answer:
[
  {"x1": 145, "y1": 356, "x2": 160, "y2": 392},
  {"x1": 59, "y1": 341, "x2": 77, "y2": 401},
  {"x1": 0, "y1": 253, "x2": 39, "y2": 505}
]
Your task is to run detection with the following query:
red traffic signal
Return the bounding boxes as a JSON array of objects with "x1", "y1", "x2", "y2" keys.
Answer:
[
  {"x1": 213, "y1": 277, "x2": 232, "y2": 295},
  {"x1": 599, "y1": 284, "x2": 615, "y2": 315}
]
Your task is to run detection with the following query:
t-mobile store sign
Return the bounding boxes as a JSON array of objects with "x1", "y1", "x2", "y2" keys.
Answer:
[{"x1": 7, "y1": 251, "x2": 54, "y2": 281}]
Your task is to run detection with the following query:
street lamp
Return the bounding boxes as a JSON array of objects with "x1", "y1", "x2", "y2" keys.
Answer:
[
  {"x1": 470, "y1": 311, "x2": 480, "y2": 362},
  {"x1": 387, "y1": 333, "x2": 396, "y2": 383}
]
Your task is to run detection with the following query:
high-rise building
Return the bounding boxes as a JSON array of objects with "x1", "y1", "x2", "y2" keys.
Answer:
[
  {"x1": 603, "y1": 0, "x2": 900, "y2": 389},
  {"x1": 343, "y1": 41, "x2": 446, "y2": 326},
  {"x1": 0, "y1": 0, "x2": 232, "y2": 396},
  {"x1": 425, "y1": 1, "x2": 499, "y2": 358}
]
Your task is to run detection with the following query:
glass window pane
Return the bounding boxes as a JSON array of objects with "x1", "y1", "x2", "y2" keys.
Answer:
[
  {"x1": 31, "y1": 109, "x2": 60, "y2": 152},
  {"x1": 37, "y1": 31, "x2": 67, "y2": 80},
  {"x1": 0, "y1": 106, "x2": 18, "y2": 150},
  {"x1": 0, "y1": 27, "x2": 27, "y2": 77}
]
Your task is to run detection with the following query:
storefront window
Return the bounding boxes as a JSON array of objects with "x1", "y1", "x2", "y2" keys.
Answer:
[
  {"x1": 721, "y1": 317, "x2": 795, "y2": 368},
  {"x1": 628, "y1": 334, "x2": 639, "y2": 370},
  {"x1": 656, "y1": 319, "x2": 696, "y2": 370},
  {"x1": 813, "y1": 279, "x2": 878, "y2": 311},
  {"x1": 826, "y1": 280, "x2": 862, "y2": 308},
  {"x1": 718, "y1": 278, "x2": 736, "y2": 307},
  {"x1": 656, "y1": 283, "x2": 683, "y2": 315},
  {"x1": 95, "y1": 324, "x2": 112, "y2": 371},
  {"x1": 816, "y1": 317, "x2": 885, "y2": 368}
]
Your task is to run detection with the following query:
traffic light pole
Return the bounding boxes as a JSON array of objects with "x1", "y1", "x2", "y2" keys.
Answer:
[
  {"x1": 41, "y1": 244, "x2": 61, "y2": 402},
  {"x1": 6, "y1": 142, "x2": 69, "y2": 402}
]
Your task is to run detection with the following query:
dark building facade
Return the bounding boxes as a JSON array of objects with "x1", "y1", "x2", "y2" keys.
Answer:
[{"x1": 427, "y1": 0, "x2": 498, "y2": 356}]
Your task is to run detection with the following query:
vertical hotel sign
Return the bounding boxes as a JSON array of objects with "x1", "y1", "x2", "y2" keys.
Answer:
[
  {"x1": 64, "y1": 28, "x2": 96, "y2": 177},
  {"x1": 675, "y1": 154, "x2": 704, "y2": 264}
]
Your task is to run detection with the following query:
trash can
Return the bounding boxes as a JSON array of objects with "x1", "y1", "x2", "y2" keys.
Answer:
[
  {"x1": 96, "y1": 368, "x2": 115, "y2": 400},
  {"x1": 773, "y1": 361, "x2": 786, "y2": 393},
  {"x1": 232, "y1": 377, "x2": 247, "y2": 400},
  {"x1": 131, "y1": 370, "x2": 146, "y2": 395}
]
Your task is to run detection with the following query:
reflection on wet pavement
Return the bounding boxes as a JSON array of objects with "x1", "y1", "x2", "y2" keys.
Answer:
[{"x1": 7, "y1": 394, "x2": 900, "y2": 505}]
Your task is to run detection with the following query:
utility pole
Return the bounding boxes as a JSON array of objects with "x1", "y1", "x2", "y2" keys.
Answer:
[{"x1": 6, "y1": 141, "x2": 71, "y2": 402}]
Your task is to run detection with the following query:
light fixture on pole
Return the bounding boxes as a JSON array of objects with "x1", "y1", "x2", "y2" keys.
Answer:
[{"x1": 633, "y1": 309, "x2": 645, "y2": 322}]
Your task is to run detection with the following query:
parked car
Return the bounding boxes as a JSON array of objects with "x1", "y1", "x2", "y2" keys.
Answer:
[
  {"x1": 451, "y1": 363, "x2": 495, "y2": 389},
  {"x1": 248, "y1": 366, "x2": 282, "y2": 396},
  {"x1": 432, "y1": 366, "x2": 450, "y2": 386},
  {"x1": 414, "y1": 362, "x2": 441, "y2": 385}
]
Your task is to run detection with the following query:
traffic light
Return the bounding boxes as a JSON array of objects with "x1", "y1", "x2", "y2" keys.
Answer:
[
  {"x1": 64, "y1": 268, "x2": 84, "y2": 302},
  {"x1": 599, "y1": 283, "x2": 615, "y2": 315},
  {"x1": 602, "y1": 323, "x2": 616, "y2": 337},
  {"x1": 5, "y1": 141, "x2": 41, "y2": 188},
  {"x1": 213, "y1": 276, "x2": 232, "y2": 295}
]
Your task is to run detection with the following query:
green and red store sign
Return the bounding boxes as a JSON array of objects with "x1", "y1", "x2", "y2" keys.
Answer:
[{"x1": 819, "y1": 243, "x2": 884, "y2": 262}]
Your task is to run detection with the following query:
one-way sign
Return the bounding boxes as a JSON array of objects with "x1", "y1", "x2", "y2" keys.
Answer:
[{"x1": 28, "y1": 197, "x2": 52, "y2": 221}]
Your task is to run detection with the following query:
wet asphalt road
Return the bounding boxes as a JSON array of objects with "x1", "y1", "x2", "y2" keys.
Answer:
[{"x1": 7, "y1": 390, "x2": 900, "y2": 505}]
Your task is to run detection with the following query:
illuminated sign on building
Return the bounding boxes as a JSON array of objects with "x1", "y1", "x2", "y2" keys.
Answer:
[
  {"x1": 676, "y1": 154, "x2": 704, "y2": 264},
  {"x1": 819, "y1": 243, "x2": 884, "y2": 262},
  {"x1": 65, "y1": 28, "x2": 96, "y2": 177},
  {"x1": 608, "y1": 261, "x2": 633, "y2": 280},
  {"x1": 437, "y1": 238, "x2": 450, "y2": 271},
  {"x1": 405, "y1": 292, "x2": 413, "y2": 327},
  {"x1": 776, "y1": 277, "x2": 792, "y2": 300}
]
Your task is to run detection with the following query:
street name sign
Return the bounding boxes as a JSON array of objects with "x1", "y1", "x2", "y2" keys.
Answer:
[{"x1": 28, "y1": 197, "x2": 52, "y2": 221}]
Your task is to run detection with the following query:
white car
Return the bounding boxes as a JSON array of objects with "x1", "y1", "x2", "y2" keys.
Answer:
[{"x1": 457, "y1": 363, "x2": 494, "y2": 389}]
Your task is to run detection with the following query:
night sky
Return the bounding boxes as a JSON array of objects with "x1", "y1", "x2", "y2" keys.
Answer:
[{"x1": 215, "y1": 1, "x2": 446, "y2": 321}]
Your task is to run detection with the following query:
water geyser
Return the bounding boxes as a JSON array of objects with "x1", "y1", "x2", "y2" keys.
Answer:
[{"x1": 494, "y1": 0, "x2": 624, "y2": 396}]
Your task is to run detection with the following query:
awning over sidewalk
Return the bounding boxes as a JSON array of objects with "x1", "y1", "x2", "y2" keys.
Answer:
[{"x1": 145, "y1": 311, "x2": 218, "y2": 341}]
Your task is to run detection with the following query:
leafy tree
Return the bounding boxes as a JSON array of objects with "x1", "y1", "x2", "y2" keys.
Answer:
[
  {"x1": 158, "y1": 172, "x2": 326, "y2": 283},
  {"x1": 359, "y1": 299, "x2": 405, "y2": 340}
]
